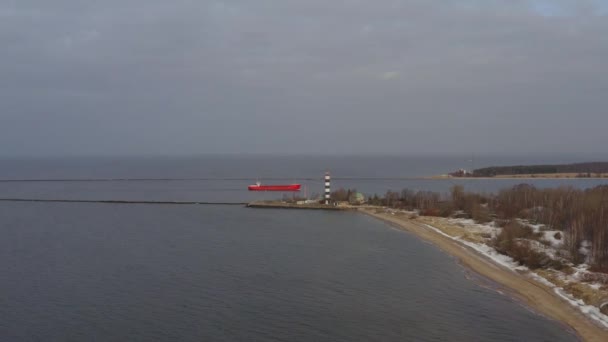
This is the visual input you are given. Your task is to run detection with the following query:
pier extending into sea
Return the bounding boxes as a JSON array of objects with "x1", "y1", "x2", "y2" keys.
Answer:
[{"x1": 246, "y1": 201, "x2": 351, "y2": 211}]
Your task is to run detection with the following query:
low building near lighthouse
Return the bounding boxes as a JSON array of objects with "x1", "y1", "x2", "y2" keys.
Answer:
[{"x1": 348, "y1": 192, "x2": 366, "y2": 205}]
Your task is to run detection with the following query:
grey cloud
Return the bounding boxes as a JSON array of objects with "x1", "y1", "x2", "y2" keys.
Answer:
[{"x1": 1, "y1": 0, "x2": 607, "y2": 156}]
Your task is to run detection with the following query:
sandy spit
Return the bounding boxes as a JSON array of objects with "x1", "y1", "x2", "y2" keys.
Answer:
[{"x1": 360, "y1": 208, "x2": 608, "y2": 342}]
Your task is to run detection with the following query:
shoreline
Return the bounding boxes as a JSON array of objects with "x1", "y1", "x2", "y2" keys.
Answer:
[
  {"x1": 360, "y1": 208, "x2": 608, "y2": 342},
  {"x1": 427, "y1": 176, "x2": 608, "y2": 180},
  {"x1": 427, "y1": 173, "x2": 608, "y2": 180}
]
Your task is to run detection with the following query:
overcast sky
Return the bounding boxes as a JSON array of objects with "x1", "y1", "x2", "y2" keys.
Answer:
[{"x1": 1, "y1": 0, "x2": 607, "y2": 157}]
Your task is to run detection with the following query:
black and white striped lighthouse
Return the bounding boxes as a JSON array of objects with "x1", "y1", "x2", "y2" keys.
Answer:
[{"x1": 324, "y1": 171, "x2": 331, "y2": 205}]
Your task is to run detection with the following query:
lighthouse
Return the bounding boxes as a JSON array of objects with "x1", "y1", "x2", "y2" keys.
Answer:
[{"x1": 324, "y1": 171, "x2": 331, "y2": 205}]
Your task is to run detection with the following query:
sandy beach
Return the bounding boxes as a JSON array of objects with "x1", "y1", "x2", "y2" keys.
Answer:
[{"x1": 360, "y1": 208, "x2": 608, "y2": 342}]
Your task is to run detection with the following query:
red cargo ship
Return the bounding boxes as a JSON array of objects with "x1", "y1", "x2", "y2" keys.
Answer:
[{"x1": 248, "y1": 182, "x2": 301, "y2": 192}]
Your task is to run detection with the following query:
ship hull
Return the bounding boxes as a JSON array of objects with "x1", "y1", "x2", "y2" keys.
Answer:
[{"x1": 248, "y1": 184, "x2": 301, "y2": 192}]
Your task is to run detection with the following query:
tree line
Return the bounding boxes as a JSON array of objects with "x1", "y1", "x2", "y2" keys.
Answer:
[
  {"x1": 366, "y1": 184, "x2": 608, "y2": 271},
  {"x1": 472, "y1": 162, "x2": 608, "y2": 177}
]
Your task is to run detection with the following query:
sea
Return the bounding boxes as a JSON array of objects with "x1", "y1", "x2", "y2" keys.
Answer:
[{"x1": 1, "y1": 155, "x2": 604, "y2": 341}]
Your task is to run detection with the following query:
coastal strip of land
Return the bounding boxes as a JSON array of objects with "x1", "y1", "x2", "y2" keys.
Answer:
[
  {"x1": 246, "y1": 201, "x2": 352, "y2": 210},
  {"x1": 432, "y1": 161, "x2": 608, "y2": 179},
  {"x1": 360, "y1": 208, "x2": 608, "y2": 342},
  {"x1": 428, "y1": 173, "x2": 608, "y2": 179}
]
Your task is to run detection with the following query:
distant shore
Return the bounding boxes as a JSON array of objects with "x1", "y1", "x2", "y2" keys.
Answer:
[
  {"x1": 428, "y1": 173, "x2": 608, "y2": 180},
  {"x1": 438, "y1": 161, "x2": 608, "y2": 179},
  {"x1": 360, "y1": 208, "x2": 608, "y2": 342}
]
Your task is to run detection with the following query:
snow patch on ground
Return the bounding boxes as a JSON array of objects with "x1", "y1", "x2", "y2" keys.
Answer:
[
  {"x1": 552, "y1": 264, "x2": 608, "y2": 290},
  {"x1": 528, "y1": 272, "x2": 557, "y2": 287},
  {"x1": 573, "y1": 264, "x2": 590, "y2": 279},
  {"x1": 588, "y1": 283, "x2": 603, "y2": 290},
  {"x1": 526, "y1": 223, "x2": 546, "y2": 233},
  {"x1": 542, "y1": 230, "x2": 564, "y2": 248},
  {"x1": 423, "y1": 224, "x2": 526, "y2": 272},
  {"x1": 446, "y1": 218, "x2": 500, "y2": 238},
  {"x1": 424, "y1": 223, "x2": 456, "y2": 239},
  {"x1": 423, "y1": 222, "x2": 608, "y2": 329},
  {"x1": 527, "y1": 240, "x2": 562, "y2": 260},
  {"x1": 388, "y1": 209, "x2": 418, "y2": 216},
  {"x1": 450, "y1": 218, "x2": 476, "y2": 226},
  {"x1": 554, "y1": 288, "x2": 608, "y2": 329},
  {"x1": 519, "y1": 220, "x2": 566, "y2": 247},
  {"x1": 461, "y1": 239, "x2": 529, "y2": 272},
  {"x1": 515, "y1": 219, "x2": 546, "y2": 232}
]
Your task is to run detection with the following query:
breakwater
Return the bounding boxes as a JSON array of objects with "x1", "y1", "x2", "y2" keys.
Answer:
[
  {"x1": 0, "y1": 198, "x2": 246, "y2": 205},
  {"x1": 246, "y1": 201, "x2": 351, "y2": 211}
]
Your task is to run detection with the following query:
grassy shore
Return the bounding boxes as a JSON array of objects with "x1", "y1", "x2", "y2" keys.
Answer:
[{"x1": 360, "y1": 208, "x2": 608, "y2": 342}]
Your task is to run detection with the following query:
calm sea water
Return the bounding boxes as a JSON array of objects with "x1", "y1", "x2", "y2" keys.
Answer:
[
  {"x1": 0, "y1": 156, "x2": 600, "y2": 341},
  {"x1": 0, "y1": 203, "x2": 577, "y2": 341}
]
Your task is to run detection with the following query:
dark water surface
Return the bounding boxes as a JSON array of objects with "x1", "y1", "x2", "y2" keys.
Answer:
[
  {"x1": 0, "y1": 156, "x2": 597, "y2": 340},
  {"x1": 0, "y1": 203, "x2": 577, "y2": 341}
]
